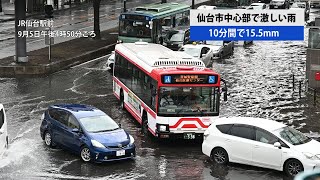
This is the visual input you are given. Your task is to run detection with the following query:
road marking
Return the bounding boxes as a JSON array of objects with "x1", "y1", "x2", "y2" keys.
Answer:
[
  {"x1": 71, "y1": 54, "x2": 109, "y2": 68},
  {"x1": 27, "y1": 38, "x2": 43, "y2": 44}
]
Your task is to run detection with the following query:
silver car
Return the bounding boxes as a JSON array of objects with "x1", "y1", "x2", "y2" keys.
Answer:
[{"x1": 204, "y1": 41, "x2": 235, "y2": 59}]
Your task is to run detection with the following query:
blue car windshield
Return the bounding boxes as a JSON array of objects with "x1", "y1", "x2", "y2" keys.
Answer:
[{"x1": 79, "y1": 115, "x2": 119, "y2": 133}]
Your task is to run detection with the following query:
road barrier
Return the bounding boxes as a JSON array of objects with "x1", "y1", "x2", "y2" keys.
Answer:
[{"x1": 292, "y1": 74, "x2": 319, "y2": 106}]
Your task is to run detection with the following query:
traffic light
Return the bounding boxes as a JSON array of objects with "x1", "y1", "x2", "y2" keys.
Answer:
[{"x1": 44, "y1": 5, "x2": 54, "y2": 18}]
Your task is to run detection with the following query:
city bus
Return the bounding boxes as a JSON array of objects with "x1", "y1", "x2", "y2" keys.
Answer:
[
  {"x1": 113, "y1": 42, "x2": 227, "y2": 139},
  {"x1": 118, "y1": 2, "x2": 190, "y2": 44}
]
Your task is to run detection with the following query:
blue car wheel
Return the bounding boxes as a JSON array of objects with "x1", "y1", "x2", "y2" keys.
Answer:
[
  {"x1": 44, "y1": 131, "x2": 53, "y2": 147},
  {"x1": 80, "y1": 146, "x2": 91, "y2": 162}
]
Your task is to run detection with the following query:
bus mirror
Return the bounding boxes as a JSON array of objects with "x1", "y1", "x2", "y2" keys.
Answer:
[
  {"x1": 222, "y1": 87, "x2": 228, "y2": 101},
  {"x1": 224, "y1": 92, "x2": 228, "y2": 101}
]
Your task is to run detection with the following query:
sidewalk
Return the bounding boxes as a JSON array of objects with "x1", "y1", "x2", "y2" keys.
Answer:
[
  {"x1": 0, "y1": 1, "x2": 91, "y2": 23},
  {"x1": 0, "y1": 0, "x2": 212, "y2": 77},
  {"x1": 0, "y1": 27, "x2": 117, "y2": 77}
]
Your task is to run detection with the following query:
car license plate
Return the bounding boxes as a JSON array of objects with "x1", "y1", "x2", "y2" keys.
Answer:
[
  {"x1": 274, "y1": 5, "x2": 278, "y2": 8},
  {"x1": 116, "y1": 150, "x2": 125, "y2": 156},
  {"x1": 184, "y1": 133, "x2": 195, "y2": 139}
]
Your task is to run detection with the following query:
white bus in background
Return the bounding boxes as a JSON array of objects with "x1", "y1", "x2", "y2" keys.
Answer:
[{"x1": 0, "y1": 104, "x2": 8, "y2": 157}]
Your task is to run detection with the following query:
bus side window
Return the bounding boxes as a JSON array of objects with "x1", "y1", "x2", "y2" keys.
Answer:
[
  {"x1": 114, "y1": 53, "x2": 119, "y2": 77},
  {"x1": 150, "y1": 80, "x2": 157, "y2": 111},
  {"x1": 144, "y1": 75, "x2": 149, "y2": 84}
]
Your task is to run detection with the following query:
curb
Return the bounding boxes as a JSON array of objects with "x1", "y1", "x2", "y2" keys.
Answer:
[{"x1": 0, "y1": 43, "x2": 116, "y2": 77}]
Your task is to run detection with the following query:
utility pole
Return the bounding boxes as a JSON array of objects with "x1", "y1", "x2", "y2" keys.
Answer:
[
  {"x1": 0, "y1": 0, "x2": 3, "y2": 12},
  {"x1": 15, "y1": 0, "x2": 28, "y2": 63},
  {"x1": 192, "y1": 0, "x2": 195, "y2": 9},
  {"x1": 93, "y1": 0, "x2": 101, "y2": 39}
]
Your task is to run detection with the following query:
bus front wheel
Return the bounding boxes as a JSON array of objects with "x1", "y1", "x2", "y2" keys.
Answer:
[
  {"x1": 141, "y1": 113, "x2": 150, "y2": 136},
  {"x1": 120, "y1": 90, "x2": 125, "y2": 110}
]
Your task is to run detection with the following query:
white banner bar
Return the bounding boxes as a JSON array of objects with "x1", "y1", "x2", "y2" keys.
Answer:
[{"x1": 190, "y1": 9, "x2": 305, "y2": 26}]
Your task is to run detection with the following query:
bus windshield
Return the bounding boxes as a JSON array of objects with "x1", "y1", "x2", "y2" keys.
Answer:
[
  {"x1": 119, "y1": 19, "x2": 151, "y2": 38},
  {"x1": 158, "y1": 87, "x2": 219, "y2": 116}
]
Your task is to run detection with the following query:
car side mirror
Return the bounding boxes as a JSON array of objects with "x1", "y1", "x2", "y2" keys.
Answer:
[
  {"x1": 118, "y1": 123, "x2": 122, "y2": 128},
  {"x1": 274, "y1": 142, "x2": 281, "y2": 149},
  {"x1": 201, "y1": 54, "x2": 206, "y2": 58},
  {"x1": 72, "y1": 128, "x2": 80, "y2": 133}
]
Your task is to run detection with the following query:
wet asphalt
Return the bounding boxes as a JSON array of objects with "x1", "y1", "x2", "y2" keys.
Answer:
[{"x1": 0, "y1": 5, "x2": 320, "y2": 180}]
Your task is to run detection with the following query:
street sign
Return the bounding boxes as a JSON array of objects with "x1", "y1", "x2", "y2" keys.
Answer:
[{"x1": 45, "y1": 34, "x2": 54, "y2": 45}]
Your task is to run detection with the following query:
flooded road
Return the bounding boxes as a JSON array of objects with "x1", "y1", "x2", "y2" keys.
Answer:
[{"x1": 1, "y1": 28, "x2": 320, "y2": 180}]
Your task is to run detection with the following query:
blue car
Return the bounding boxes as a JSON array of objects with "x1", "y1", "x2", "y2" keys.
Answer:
[{"x1": 40, "y1": 104, "x2": 135, "y2": 162}]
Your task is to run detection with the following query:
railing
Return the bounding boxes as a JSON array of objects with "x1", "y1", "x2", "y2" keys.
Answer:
[{"x1": 292, "y1": 74, "x2": 319, "y2": 106}]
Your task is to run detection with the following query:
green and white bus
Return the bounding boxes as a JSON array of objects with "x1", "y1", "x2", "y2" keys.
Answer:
[{"x1": 118, "y1": 2, "x2": 190, "y2": 44}]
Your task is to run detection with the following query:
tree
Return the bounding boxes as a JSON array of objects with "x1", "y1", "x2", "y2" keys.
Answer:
[{"x1": 93, "y1": 0, "x2": 101, "y2": 39}]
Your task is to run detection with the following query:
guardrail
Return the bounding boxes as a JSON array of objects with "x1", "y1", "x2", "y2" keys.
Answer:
[{"x1": 292, "y1": 74, "x2": 319, "y2": 105}]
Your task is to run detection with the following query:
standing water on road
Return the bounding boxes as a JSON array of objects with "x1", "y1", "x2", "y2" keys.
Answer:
[{"x1": 0, "y1": 30, "x2": 320, "y2": 179}]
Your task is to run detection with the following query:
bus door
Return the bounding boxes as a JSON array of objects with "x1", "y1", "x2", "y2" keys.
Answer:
[{"x1": 152, "y1": 20, "x2": 159, "y2": 43}]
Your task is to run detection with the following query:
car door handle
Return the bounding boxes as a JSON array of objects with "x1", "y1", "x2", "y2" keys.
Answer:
[
  {"x1": 254, "y1": 145, "x2": 260, "y2": 148},
  {"x1": 225, "y1": 139, "x2": 231, "y2": 142}
]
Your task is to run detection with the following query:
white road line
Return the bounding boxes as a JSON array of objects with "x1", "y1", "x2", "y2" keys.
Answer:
[
  {"x1": 27, "y1": 38, "x2": 44, "y2": 44},
  {"x1": 71, "y1": 54, "x2": 109, "y2": 68}
]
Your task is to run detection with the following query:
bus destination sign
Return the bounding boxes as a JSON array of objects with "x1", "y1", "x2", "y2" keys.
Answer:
[{"x1": 162, "y1": 75, "x2": 217, "y2": 84}]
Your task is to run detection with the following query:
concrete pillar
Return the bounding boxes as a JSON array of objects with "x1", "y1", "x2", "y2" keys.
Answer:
[
  {"x1": 15, "y1": 0, "x2": 28, "y2": 63},
  {"x1": 306, "y1": 28, "x2": 320, "y2": 89}
]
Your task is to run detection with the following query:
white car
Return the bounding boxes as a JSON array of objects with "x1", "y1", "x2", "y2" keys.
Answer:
[
  {"x1": 0, "y1": 104, "x2": 8, "y2": 157},
  {"x1": 178, "y1": 44, "x2": 215, "y2": 67},
  {"x1": 202, "y1": 117, "x2": 320, "y2": 177},
  {"x1": 246, "y1": 3, "x2": 267, "y2": 9},
  {"x1": 107, "y1": 51, "x2": 115, "y2": 70}
]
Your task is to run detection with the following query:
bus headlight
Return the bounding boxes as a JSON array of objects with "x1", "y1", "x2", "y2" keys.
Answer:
[
  {"x1": 157, "y1": 124, "x2": 169, "y2": 132},
  {"x1": 159, "y1": 125, "x2": 167, "y2": 132}
]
